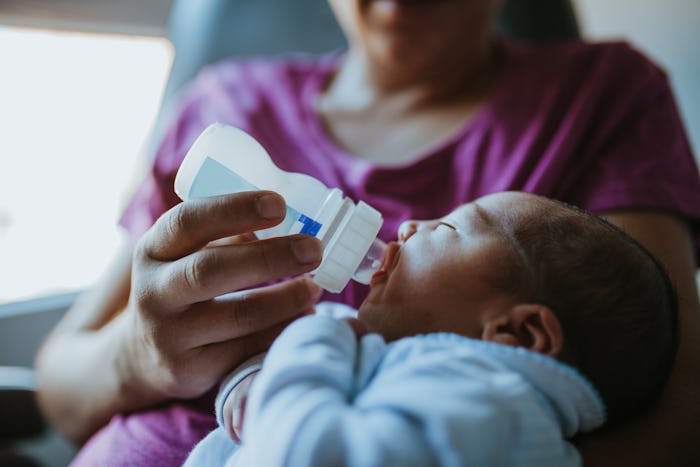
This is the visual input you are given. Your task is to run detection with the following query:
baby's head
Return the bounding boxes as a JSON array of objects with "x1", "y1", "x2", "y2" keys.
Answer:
[{"x1": 359, "y1": 191, "x2": 679, "y2": 423}]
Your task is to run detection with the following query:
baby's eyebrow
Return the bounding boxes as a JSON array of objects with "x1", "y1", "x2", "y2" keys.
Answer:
[{"x1": 438, "y1": 220, "x2": 458, "y2": 230}]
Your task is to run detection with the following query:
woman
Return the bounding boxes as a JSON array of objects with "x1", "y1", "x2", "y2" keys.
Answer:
[{"x1": 36, "y1": 0, "x2": 700, "y2": 465}]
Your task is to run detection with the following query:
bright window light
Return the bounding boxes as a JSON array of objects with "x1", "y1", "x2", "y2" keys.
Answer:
[{"x1": 0, "y1": 27, "x2": 173, "y2": 304}]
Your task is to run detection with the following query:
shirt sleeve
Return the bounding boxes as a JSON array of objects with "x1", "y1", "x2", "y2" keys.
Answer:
[
  {"x1": 568, "y1": 44, "x2": 700, "y2": 241},
  {"x1": 215, "y1": 353, "x2": 266, "y2": 429},
  {"x1": 237, "y1": 316, "x2": 578, "y2": 466},
  {"x1": 240, "y1": 314, "x2": 428, "y2": 466}
]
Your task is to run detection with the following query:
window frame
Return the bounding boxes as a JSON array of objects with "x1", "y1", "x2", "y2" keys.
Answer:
[{"x1": 0, "y1": 0, "x2": 173, "y2": 36}]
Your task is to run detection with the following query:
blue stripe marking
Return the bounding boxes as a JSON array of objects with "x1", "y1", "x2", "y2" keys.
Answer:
[{"x1": 298, "y1": 214, "x2": 322, "y2": 236}]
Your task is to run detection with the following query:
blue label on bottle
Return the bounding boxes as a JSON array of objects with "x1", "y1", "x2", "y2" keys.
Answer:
[
  {"x1": 189, "y1": 157, "x2": 323, "y2": 237},
  {"x1": 298, "y1": 214, "x2": 321, "y2": 236}
]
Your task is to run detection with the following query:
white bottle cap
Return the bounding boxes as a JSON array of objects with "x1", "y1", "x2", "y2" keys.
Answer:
[{"x1": 313, "y1": 201, "x2": 383, "y2": 293}]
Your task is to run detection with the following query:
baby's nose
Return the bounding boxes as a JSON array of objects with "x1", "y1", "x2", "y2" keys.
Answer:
[
  {"x1": 397, "y1": 220, "x2": 419, "y2": 242},
  {"x1": 398, "y1": 220, "x2": 442, "y2": 242}
]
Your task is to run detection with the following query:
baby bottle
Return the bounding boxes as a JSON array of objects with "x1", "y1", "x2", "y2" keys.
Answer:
[{"x1": 174, "y1": 123, "x2": 387, "y2": 293}]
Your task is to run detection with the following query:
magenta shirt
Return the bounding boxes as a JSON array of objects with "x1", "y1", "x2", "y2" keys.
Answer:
[{"x1": 73, "y1": 39, "x2": 700, "y2": 466}]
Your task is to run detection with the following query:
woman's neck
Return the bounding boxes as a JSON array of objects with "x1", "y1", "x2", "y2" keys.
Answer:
[
  {"x1": 323, "y1": 40, "x2": 497, "y2": 115},
  {"x1": 315, "y1": 42, "x2": 499, "y2": 165}
]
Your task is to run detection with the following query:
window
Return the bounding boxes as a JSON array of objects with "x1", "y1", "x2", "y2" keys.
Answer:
[{"x1": 0, "y1": 27, "x2": 173, "y2": 304}]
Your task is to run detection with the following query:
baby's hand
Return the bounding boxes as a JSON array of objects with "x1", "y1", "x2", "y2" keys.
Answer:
[
  {"x1": 223, "y1": 318, "x2": 365, "y2": 442},
  {"x1": 223, "y1": 371, "x2": 258, "y2": 443}
]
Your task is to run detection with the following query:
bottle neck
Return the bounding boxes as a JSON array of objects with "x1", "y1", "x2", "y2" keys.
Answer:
[{"x1": 352, "y1": 237, "x2": 388, "y2": 285}]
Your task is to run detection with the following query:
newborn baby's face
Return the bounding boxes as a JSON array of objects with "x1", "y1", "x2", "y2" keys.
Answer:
[{"x1": 358, "y1": 191, "x2": 552, "y2": 342}]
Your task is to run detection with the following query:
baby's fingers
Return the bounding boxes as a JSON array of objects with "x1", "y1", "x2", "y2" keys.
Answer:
[{"x1": 223, "y1": 371, "x2": 259, "y2": 443}]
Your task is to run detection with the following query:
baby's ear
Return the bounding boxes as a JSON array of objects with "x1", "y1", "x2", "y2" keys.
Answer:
[{"x1": 481, "y1": 304, "x2": 563, "y2": 356}]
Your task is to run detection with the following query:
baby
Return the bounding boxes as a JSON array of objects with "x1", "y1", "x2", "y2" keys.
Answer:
[{"x1": 184, "y1": 191, "x2": 678, "y2": 466}]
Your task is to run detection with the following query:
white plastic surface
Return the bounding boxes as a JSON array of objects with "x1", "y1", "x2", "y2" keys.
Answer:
[{"x1": 175, "y1": 123, "x2": 330, "y2": 214}]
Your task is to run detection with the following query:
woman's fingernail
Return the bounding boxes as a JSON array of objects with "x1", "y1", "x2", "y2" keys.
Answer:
[
  {"x1": 256, "y1": 194, "x2": 285, "y2": 219},
  {"x1": 292, "y1": 237, "x2": 323, "y2": 264}
]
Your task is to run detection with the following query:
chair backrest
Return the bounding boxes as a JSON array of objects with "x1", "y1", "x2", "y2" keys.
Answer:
[{"x1": 161, "y1": 0, "x2": 580, "y2": 103}]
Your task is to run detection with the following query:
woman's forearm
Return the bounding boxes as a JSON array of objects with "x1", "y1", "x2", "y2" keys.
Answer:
[
  {"x1": 577, "y1": 211, "x2": 700, "y2": 466},
  {"x1": 33, "y1": 245, "x2": 150, "y2": 444},
  {"x1": 34, "y1": 311, "x2": 160, "y2": 444}
]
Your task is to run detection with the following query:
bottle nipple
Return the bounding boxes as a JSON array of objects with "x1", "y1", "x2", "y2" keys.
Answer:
[{"x1": 352, "y1": 238, "x2": 388, "y2": 284}]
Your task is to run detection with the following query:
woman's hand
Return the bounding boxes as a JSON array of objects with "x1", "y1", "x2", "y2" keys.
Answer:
[
  {"x1": 34, "y1": 190, "x2": 324, "y2": 444},
  {"x1": 118, "y1": 191, "x2": 324, "y2": 403}
]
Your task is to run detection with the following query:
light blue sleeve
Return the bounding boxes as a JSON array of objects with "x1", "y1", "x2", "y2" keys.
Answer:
[
  {"x1": 238, "y1": 317, "x2": 580, "y2": 467},
  {"x1": 237, "y1": 315, "x2": 437, "y2": 466},
  {"x1": 351, "y1": 338, "x2": 581, "y2": 466},
  {"x1": 182, "y1": 426, "x2": 239, "y2": 467}
]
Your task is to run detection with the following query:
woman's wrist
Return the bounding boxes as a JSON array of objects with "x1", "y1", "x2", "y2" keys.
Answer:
[
  {"x1": 109, "y1": 309, "x2": 167, "y2": 413},
  {"x1": 35, "y1": 317, "x2": 143, "y2": 444}
]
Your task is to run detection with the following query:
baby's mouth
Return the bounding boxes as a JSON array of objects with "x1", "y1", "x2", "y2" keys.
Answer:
[{"x1": 370, "y1": 241, "x2": 400, "y2": 285}]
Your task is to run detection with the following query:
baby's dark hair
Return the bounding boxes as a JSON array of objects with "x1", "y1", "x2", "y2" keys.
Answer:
[{"x1": 494, "y1": 198, "x2": 679, "y2": 424}]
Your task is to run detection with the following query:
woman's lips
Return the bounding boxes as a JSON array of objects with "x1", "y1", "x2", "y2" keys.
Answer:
[
  {"x1": 371, "y1": 0, "x2": 451, "y2": 10},
  {"x1": 369, "y1": 0, "x2": 450, "y2": 20},
  {"x1": 370, "y1": 241, "x2": 401, "y2": 285}
]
